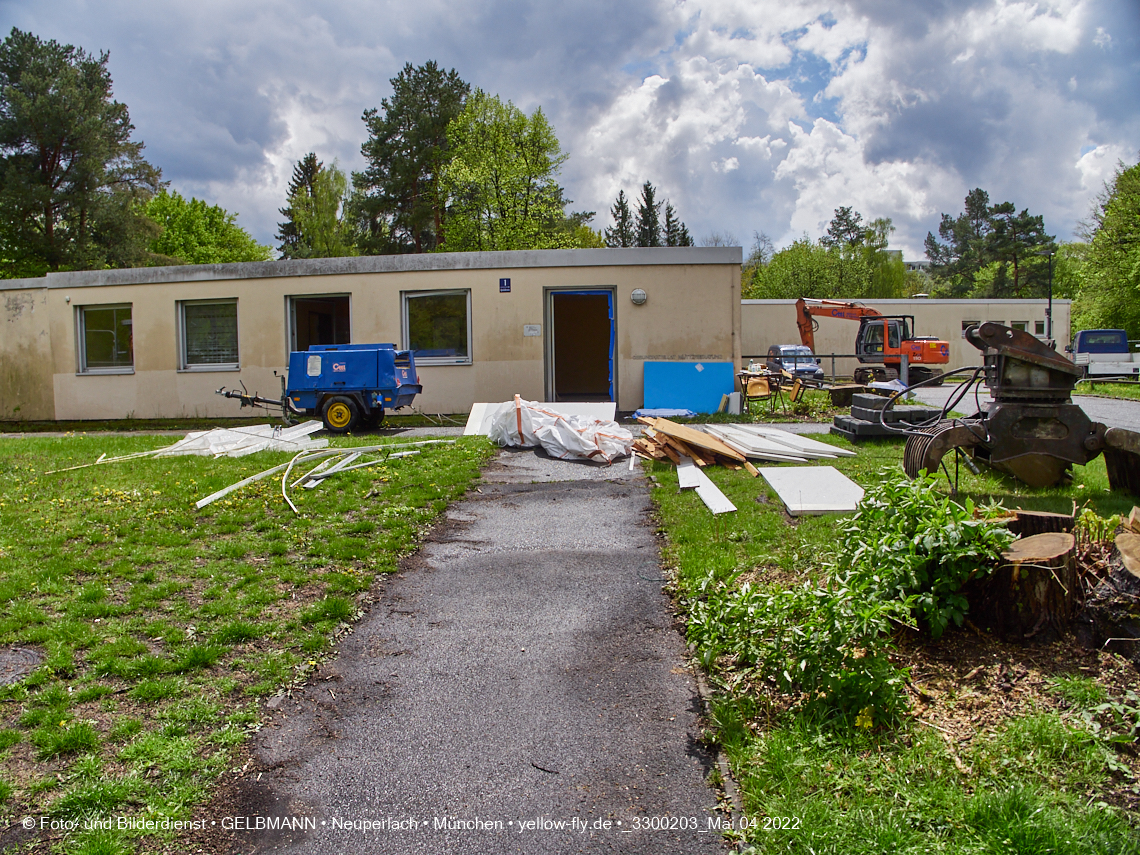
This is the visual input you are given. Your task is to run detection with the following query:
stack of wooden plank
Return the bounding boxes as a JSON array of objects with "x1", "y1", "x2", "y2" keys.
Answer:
[{"x1": 633, "y1": 417, "x2": 760, "y2": 477}]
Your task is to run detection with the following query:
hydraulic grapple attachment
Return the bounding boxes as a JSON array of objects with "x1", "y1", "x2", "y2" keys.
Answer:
[{"x1": 903, "y1": 323, "x2": 1140, "y2": 495}]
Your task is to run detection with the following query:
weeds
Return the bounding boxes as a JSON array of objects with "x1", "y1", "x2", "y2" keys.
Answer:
[
  {"x1": 649, "y1": 434, "x2": 1140, "y2": 853},
  {"x1": 0, "y1": 433, "x2": 492, "y2": 850}
]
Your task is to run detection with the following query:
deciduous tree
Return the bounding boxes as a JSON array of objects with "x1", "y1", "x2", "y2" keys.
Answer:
[
  {"x1": 288, "y1": 160, "x2": 357, "y2": 259},
  {"x1": 439, "y1": 90, "x2": 573, "y2": 251},
  {"x1": 144, "y1": 190, "x2": 270, "y2": 265},
  {"x1": 1074, "y1": 160, "x2": 1140, "y2": 338}
]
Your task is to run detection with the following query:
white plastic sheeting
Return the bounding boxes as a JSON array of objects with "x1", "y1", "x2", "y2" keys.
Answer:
[{"x1": 487, "y1": 396, "x2": 633, "y2": 464}]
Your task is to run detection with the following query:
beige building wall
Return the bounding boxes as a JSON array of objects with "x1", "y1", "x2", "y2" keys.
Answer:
[
  {"x1": 741, "y1": 298, "x2": 1072, "y2": 377},
  {"x1": 1, "y1": 286, "x2": 54, "y2": 420},
  {"x1": 1, "y1": 248, "x2": 742, "y2": 420}
]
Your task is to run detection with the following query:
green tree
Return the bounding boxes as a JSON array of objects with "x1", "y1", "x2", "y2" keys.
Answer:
[
  {"x1": 1073, "y1": 160, "x2": 1140, "y2": 338},
  {"x1": 0, "y1": 28, "x2": 162, "y2": 277},
  {"x1": 354, "y1": 61, "x2": 469, "y2": 253},
  {"x1": 439, "y1": 89, "x2": 573, "y2": 252},
  {"x1": 924, "y1": 189, "x2": 1055, "y2": 298},
  {"x1": 924, "y1": 188, "x2": 994, "y2": 296},
  {"x1": 287, "y1": 160, "x2": 357, "y2": 259},
  {"x1": 276, "y1": 153, "x2": 321, "y2": 259},
  {"x1": 744, "y1": 237, "x2": 870, "y2": 299},
  {"x1": 862, "y1": 217, "x2": 907, "y2": 299},
  {"x1": 821, "y1": 206, "x2": 865, "y2": 250},
  {"x1": 604, "y1": 190, "x2": 634, "y2": 247},
  {"x1": 662, "y1": 201, "x2": 693, "y2": 246},
  {"x1": 741, "y1": 231, "x2": 773, "y2": 292},
  {"x1": 635, "y1": 181, "x2": 661, "y2": 247},
  {"x1": 143, "y1": 190, "x2": 270, "y2": 265}
]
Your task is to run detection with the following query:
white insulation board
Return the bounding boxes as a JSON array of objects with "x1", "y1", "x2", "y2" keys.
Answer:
[
  {"x1": 730, "y1": 424, "x2": 856, "y2": 457},
  {"x1": 758, "y1": 466, "x2": 865, "y2": 516}
]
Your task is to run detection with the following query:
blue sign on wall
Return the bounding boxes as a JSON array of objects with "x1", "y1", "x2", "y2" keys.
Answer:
[{"x1": 499, "y1": 278, "x2": 511, "y2": 293}]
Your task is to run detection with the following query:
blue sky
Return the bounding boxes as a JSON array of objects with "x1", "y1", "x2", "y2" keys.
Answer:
[{"x1": 3, "y1": 0, "x2": 1137, "y2": 257}]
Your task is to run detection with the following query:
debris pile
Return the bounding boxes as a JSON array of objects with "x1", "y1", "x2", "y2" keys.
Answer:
[
  {"x1": 47, "y1": 422, "x2": 330, "y2": 474},
  {"x1": 633, "y1": 419, "x2": 854, "y2": 470},
  {"x1": 485, "y1": 396, "x2": 632, "y2": 464},
  {"x1": 632, "y1": 417, "x2": 756, "y2": 474},
  {"x1": 196, "y1": 440, "x2": 456, "y2": 512}
]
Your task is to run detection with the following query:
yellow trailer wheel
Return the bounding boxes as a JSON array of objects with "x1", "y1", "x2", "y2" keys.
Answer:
[{"x1": 322, "y1": 396, "x2": 359, "y2": 433}]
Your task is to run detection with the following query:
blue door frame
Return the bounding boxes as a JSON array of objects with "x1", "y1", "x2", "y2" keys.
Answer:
[{"x1": 546, "y1": 289, "x2": 615, "y2": 402}]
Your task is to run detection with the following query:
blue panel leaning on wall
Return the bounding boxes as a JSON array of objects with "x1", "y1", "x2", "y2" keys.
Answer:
[{"x1": 643, "y1": 362, "x2": 735, "y2": 414}]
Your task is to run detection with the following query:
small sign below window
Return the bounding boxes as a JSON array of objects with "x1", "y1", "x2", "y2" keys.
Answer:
[
  {"x1": 499, "y1": 278, "x2": 511, "y2": 293},
  {"x1": 307, "y1": 355, "x2": 322, "y2": 376},
  {"x1": 523, "y1": 324, "x2": 541, "y2": 337}
]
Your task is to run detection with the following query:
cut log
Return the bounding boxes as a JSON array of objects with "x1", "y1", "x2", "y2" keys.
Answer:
[
  {"x1": 1117, "y1": 532, "x2": 1140, "y2": 579},
  {"x1": 1007, "y1": 510, "x2": 1075, "y2": 538},
  {"x1": 968, "y1": 532, "x2": 1077, "y2": 642},
  {"x1": 1127, "y1": 505, "x2": 1140, "y2": 534}
]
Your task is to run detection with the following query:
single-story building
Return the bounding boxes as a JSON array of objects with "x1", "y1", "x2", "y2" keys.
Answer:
[
  {"x1": 0, "y1": 248, "x2": 743, "y2": 420},
  {"x1": 741, "y1": 298, "x2": 1072, "y2": 378}
]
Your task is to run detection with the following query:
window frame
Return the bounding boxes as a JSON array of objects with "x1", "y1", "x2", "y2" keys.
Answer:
[
  {"x1": 76, "y1": 303, "x2": 134, "y2": 375},
  {"x1": 177, "y1": 298, "x2": 240, "y2": 372},
  {"x1": 401, "y1": 289, "x2": 472, "y2": 366}
]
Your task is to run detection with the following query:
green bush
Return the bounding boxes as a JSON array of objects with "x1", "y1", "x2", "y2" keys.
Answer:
[
  {"x1": 686, "y1": 472, "x2": 1014, "y2": 727},
  {"x1": 836, "y1": 471, "x2": 1014, "y2": 638}
]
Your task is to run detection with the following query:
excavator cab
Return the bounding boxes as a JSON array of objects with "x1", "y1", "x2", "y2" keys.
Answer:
[{"x1": 856, "y1": 317, "x2": 910, "y2": 356}]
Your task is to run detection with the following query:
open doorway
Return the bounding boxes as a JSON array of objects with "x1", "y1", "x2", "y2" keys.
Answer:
[
  {"x1": 289, "y1": 295, "x2": 351, "y2": 352},
  {"x1": 548, "y1": 290, "x2": 614, "y2": 402}
]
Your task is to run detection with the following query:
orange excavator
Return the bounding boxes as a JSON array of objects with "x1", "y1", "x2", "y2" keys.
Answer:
[{"x1": 795, "y1": 297, "x2": 951, "y2": 385}]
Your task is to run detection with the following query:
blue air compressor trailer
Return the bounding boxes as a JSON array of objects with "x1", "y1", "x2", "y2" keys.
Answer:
[{"x1": 217, "y1": 343, "x2": 422, "y2": 433}]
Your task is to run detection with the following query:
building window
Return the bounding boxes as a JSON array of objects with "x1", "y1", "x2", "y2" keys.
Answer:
[
  {"x1": 1011, "y1": 321, "x2": 1028, "y2": 332},
  {"x1": 179, "y1": 300, "x2": 239, "y2": 370},
  {"x1": 1035, "y1": 320, "x2": 1045, "y2": 335},
  {"x1": 402, "y1": 290, "x2": 471, "y2": 365},
  {"x1": 78, "y1": 304, "x2": 133, "y2": 373}
]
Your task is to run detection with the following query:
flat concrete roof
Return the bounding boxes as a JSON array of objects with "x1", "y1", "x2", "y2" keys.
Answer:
[
  {"x1": 0, "y1": 247, "x2": 743, "y2": 291},
  {"x1": 742, "y1": 297, "x2": 1071, "y2": 305}
]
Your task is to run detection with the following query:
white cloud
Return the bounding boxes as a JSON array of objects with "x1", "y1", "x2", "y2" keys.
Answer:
[{"x1": 3, "y1": 0, "x2": 1135, "y2": 255}]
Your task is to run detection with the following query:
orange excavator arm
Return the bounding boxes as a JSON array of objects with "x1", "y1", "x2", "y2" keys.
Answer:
[{"x1": 794, "y1": 298, "x2": 883, "y2": 352}]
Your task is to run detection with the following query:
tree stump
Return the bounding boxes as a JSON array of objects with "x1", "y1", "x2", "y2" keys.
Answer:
[
  {"x1": 1075, "y1": 532, "x2": 1140, "y2": 666},
  {"x1": 1006, "y1": 510, "x2": 1075, "y2": 538},
  {"x1": 968, "y1": 532, "x2": 1077, "y2": 642}
]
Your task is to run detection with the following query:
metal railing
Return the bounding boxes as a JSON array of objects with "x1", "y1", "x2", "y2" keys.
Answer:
[{"x1": 742, "y1": 353, "x2": 903, "y2": 383}]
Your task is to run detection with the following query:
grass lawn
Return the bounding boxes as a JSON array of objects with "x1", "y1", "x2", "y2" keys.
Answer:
[
  {"x1": 0, "y1": 433, "x2": 492, "y2": 854},
  {"x1": 1075, "y1": 381, "x2": 1140, "y2": 401},
  {"x1": 648, "y1": 435, "x2": 1140, "y2": 854}
]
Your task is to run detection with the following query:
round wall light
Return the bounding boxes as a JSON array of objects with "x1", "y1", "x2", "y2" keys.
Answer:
[{"x1": 630, "y1": 288, "x2": 648, "y2": 306}]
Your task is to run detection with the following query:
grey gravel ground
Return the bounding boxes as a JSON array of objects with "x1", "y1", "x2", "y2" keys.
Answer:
[
  {"x1": 910, "y1": 386, "x2": 1140, "y2": 430},
  {"x1": 235, "y1": 448, "x2": 726, "y2": 855}
]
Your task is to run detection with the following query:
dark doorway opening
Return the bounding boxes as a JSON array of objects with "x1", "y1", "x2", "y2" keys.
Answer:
[
  {"x1": 290, "y1": 296, "x2": 351, "y2": 351},
  {"x1": 550, "y1": 291, "x2": 613, "y2": 402}
]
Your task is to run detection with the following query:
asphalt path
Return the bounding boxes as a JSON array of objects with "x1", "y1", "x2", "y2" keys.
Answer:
[
  {"x1": 237, "y1": 448, "x2": 724, "y2": 854},
  {"x1": 911, "y1": 385, "x2": 1140, "y2": 431}
]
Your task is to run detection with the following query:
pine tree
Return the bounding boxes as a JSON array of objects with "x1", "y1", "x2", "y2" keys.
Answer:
[
  {"x1": 635, "y1": 181, "x2": 662, "y2": 247},
  {"x1": 662, "y1": 202, "x2": 694, "y2": 246},
  {"x1": 277, "y1": 153, "x2": 321, "y2": 259},
  {"x1": 604, "y1": 190, "x2": 634, "y2": 247}
]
